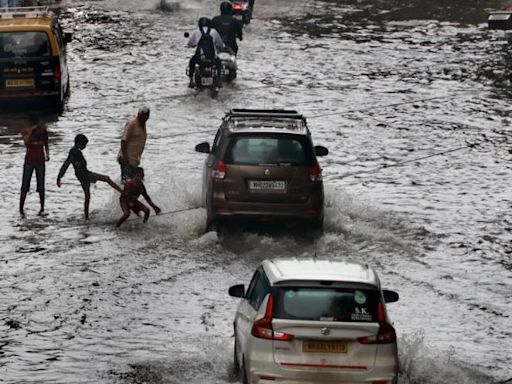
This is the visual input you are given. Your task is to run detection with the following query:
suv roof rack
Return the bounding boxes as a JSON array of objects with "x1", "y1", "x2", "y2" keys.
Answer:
[
  {"x1": 227, "y1": 109, "x2": 306, "y2": 121},
  {"x1": 0, "y1": 6, "x2": 52, "y2": 20}
]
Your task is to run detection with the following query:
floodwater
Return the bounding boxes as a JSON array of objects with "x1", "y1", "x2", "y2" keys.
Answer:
[{"x1": 1, "y1": 0, "x2": 512, "y2": 383}]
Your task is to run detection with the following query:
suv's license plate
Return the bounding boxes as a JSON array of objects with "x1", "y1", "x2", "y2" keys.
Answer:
[
  {"x1": 249, "y1": 180, "x2": 286, "y2": 191},
  {"x1": 303, "y1": 341, "x2": 347, "y2": 353},
  {"x1": 201, "y1": 77, "x2": 213, "y2": 86},
  {"x1": 5, "y1": 79, "x2": 34, "y2": 88}
]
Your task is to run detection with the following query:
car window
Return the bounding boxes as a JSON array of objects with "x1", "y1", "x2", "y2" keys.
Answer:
[
  {"x1": 211, "y1": 129, "x2": 222, "y2": 155},
  {"x1": 224, "y1": 134, "x2": 313, "y2": 166},
  {"x1": 274, "y1": 287, "x2": 380, "y2": 323},
  {"x1": 53, "y1": 26, "x2": 64, "y2": 50},
  {"x1": 0, "y1": 32, "x2": 51, "y2": 58},
  {"x1": 246, "y1": 269, "x2": 271, "y2": 310}
]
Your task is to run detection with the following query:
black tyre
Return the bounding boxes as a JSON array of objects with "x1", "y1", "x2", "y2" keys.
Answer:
[
  {"x1": 241, "y1": 361, "x2": 249, "y2": 384},
  {"x1": 233, "y1": 338, "x2": 240, "y2": 377}
]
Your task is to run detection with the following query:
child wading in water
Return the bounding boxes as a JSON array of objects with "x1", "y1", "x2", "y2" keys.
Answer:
[
  {"x1": 116, "y1": 167, "x2": 161, "y2": 227},
  {"x1": 57, "y1": 134, "x2": 122, "y2": 219}
]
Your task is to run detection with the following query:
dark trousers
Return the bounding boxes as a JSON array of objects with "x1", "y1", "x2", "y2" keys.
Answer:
[{"x1": 188, "y1": 55, "x2": 222, "y2": 80}]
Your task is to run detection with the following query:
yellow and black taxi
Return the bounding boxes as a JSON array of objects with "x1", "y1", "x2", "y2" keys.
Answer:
[{"x1": 0, "y1": 6, "x2": 72, "y2": 108}]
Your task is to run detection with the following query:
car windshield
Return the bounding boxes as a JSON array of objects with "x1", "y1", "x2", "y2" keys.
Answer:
[
  {"x1": 224, "y1": 134, "x2": 313, "y2": 166},
  {"x1": 0, "y1": 32, "x2": 51, "y2": 59},
  {"x1": 274, "y1": 287, "x2": 381, "y2": 323}
]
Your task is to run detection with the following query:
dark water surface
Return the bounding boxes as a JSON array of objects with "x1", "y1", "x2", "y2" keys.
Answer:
[{"x1": 1, "y1": 0, "x2": 511, "y2": 383}]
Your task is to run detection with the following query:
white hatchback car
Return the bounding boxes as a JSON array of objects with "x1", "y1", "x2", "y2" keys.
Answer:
[{"x1": 228, "y1": 258, "x2": 399, "y2": 384}]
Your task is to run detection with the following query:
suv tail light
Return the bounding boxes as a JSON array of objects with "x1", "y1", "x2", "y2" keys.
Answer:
[
  {"x1": 309, "y1": 163, "x2": 322, "y2": 182},
  {"x1": 357, "y1": 301, "x2": 396, "y2": 344},
  {"x1": 233, "y1": 2, "x2": 243, "y2": 10},
  {"x1": 212, "y1": 160, "x2": 226, "y2": 179},
  {"x1": 251, "y1": 295, "x2": 293, "y2": 341}
]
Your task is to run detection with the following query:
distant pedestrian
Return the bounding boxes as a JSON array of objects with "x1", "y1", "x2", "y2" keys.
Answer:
[
  {"x1": 116, "y1": 167, "x2": 161, "y2": 227},
  {"x1": 117, "y1": 106, "x2": 150, "y2": 182},
  {"x1": 20, "y1": 114, "x2": 49, "y2": 217},
  {"x1": 57, "y1": 134, "x2": 122, "y2": 220}
]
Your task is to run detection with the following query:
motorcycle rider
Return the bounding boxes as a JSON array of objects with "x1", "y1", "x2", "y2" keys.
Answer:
[
  {"x1": 187, "y1": 17, "x2": 225, "y2": 88},
  {"x1": 211, "y1": 1, "x2": 243, "y2": 55}
]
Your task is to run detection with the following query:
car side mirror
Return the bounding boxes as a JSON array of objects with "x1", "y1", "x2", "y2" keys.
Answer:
[
  {"x1": 184, "y1": 32, "x2": 190, "y2": 38},
  {"x1": 314, "y1": 145, "x2": 328, "y2": 157},
  {"x1": 63, "y1": 30, "x2": 73, "y2": 45},
  {"x1": 383, "y1": 289, "x2": 399, "y2": 303},
  {"x1": 195, "y1": 142, "x2": 210, "y2": 154},
  {"x1": 228, "y1": 284, "x2": 245, "y2": 298}
]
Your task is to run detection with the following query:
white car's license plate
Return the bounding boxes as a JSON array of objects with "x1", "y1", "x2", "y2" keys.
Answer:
[
  {"x1": 249, "y1": 180, "x2": 286, "y2": 191},
  {"x1": 201, "y1": 77, "x2": 213, "y2": 86},
  {"x1": 303, "y1": 341, "x2": 347, "y2": 353}
]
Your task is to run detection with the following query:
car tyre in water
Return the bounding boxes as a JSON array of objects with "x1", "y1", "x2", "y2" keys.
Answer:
[
  {"x1": 233, "y1": 337, "x2": 240, "y2": 378},
  {"x1": 241, "y1": 360, "x2": 249, "y2": 384}
]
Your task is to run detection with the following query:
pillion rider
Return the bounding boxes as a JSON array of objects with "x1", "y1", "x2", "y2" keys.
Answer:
[
  {"x1": 187, "y1": 17, "x2": 225, "y2": 88},
  {"x1": 211, "y1": 1, "x2": 243, "y2": 55}
]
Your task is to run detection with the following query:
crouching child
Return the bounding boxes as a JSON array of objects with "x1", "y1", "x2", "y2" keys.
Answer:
[{"x1": 116, "y1": 167, "x2": 161, "y2": 227}]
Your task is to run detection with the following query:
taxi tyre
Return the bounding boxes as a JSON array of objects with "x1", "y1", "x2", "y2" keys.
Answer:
[{"x1": 64, "y1": 74, "x2": 70, "y2": 97}]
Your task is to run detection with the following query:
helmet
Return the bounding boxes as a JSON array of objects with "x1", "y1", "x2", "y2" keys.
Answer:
[
  {"x1": 198, "y1": 17, "x2": 211, "y2": 29},
  {"x1": 220, "y1": 1, "x2": 232, "y2": 15}
]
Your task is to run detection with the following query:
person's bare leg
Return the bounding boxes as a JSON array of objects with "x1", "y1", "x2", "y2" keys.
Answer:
[
  {"x1": 19, "y1": 191, "x2": 27, "y2": 216},
  {"x1": 37, "y1": 166, "x2": 45, "y2": 215},
  {"x1": 94, "y1": 173, "x2": 122, "y2": 193},
  {"x1": 38, "y1": 191, "x2": 45, "y2": 215},
  {"x1": 83, "y1": 186, "x2": 91, "y2": 220},
  {"x1": 116, "y1": 200, "x2": 131, "y2": 227},
  {"x1": 142, "y1": 206, "x2": 150, "y2": 223}
]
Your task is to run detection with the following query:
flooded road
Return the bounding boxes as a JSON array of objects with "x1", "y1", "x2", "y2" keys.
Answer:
[{"x1": 1, "y1": 0, "x2": 512, "y2": 382}]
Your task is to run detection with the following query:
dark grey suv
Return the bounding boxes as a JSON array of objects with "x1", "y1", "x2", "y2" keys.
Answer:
[{"x1": 195, "y1": 109, "x2": 328, "y2": 230}]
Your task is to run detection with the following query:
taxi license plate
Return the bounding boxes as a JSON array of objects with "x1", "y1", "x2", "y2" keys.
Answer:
[
  {"x1": 249, "y1": 180, "x2": 286, "y2": 191},
  {"x1": 303, "y1": 341, "x2": 348, "y2": 353},
  {"x1": 5, "y1": 79, "x2": 35, "y2": 88},
  {"x1": 201, "y1": 77, "x2": 213, "y2": 86}
]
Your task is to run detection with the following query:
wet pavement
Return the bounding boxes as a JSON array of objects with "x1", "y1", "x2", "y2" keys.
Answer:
[{"x1": 1, "y1": 0, "x2": 512, "y2": 383}]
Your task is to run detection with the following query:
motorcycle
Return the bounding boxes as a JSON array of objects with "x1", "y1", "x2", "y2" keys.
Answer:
[
  {"x1": 189, "y1": 59, "x2": 221, "y2": 96},
  {"x1": 218, "y1": 48, "x2": 237, "y2": 82},
  {"x1": 185, "y1": 32, "x2": 221, "y2": 97},
  {"x1": 230, "y1": 0, "x2": 252, "y2": 25}
]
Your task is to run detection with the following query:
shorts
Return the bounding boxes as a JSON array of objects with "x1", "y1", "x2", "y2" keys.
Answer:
[
  {"x1": 120, "y1": 164, "x2": 137, "y2": 183},
  {"x1": 77, "y1": 171, "x2": 102, "y2": 189},
  {"x1": 21, "y1": 164, "x2": 45, "y2": 193}
]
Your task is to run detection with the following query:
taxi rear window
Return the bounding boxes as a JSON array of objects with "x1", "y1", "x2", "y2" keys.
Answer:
[
  {"x1": 0, "y1": 32, "x2": 51, "y2": 58},
  {"x1": 274, "y1": 287, "x2": 381, "y2": 323}
]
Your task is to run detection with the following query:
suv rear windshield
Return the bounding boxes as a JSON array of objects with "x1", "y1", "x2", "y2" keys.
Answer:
[
  {"x1": 0, "y1": 32, "x2": 51, "y2": 59},
  {"x1": 224, "y1": 134, "x2": 314, "y2": 166},
  {"x1": 274, "y1": 287, "x2": 380, "y2": 323}
]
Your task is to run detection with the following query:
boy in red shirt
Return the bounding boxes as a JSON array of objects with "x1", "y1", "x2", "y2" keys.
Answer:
[
  {"x1": 20, "y1": 114, "x2": 49, "y2": 217},
  {"x1": 116, "y1": 167, "x2": 161, "y2": 227}
]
